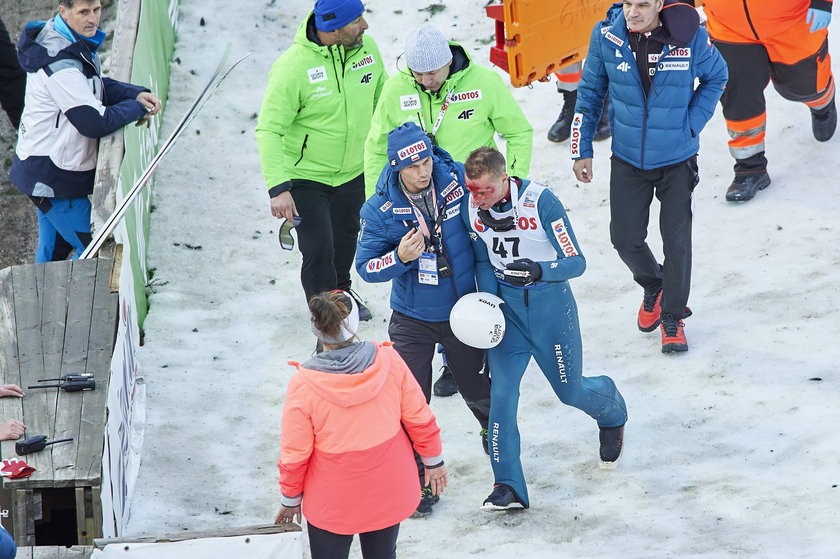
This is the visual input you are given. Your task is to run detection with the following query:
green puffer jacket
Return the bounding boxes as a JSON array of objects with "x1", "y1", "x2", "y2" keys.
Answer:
[
  {"x1": 256, "y1": 13, "x2": 386, "y2": 196},
  {"x1": 364, "y1": 43, "x2": 532, "y2": 197}
]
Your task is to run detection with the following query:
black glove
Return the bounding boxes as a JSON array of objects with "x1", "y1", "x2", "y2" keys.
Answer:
[{"x1": 503, "y1": 259, "x2": 542, "y2": 286}]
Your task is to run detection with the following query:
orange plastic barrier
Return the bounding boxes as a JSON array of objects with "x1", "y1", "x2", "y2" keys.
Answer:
[{"x1": 486, "y1": 0, "x2": 614, "y2": 87}]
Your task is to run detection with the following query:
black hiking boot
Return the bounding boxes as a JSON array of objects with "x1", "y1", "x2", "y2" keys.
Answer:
[
  {"x1": 547, "y1": 90, "x2": 577, "y2": 143},
  {"x1": 433, "y1": 365, "x2": 458, "y2": 397},
  {"x1": 811, "y1": 98, "x2": 837, "y2": 142},
  {"x1": 725, "y1": 171, "x2": 771, "y2": 202}
]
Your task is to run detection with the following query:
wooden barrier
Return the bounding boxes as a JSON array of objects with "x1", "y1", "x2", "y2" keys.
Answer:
[{"x1": 0, "y1": 258, "x2": 117, "y2": 546}]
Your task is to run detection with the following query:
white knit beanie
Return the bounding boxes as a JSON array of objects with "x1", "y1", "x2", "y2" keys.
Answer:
[{"x1": 405, "y1": 24, "x2": 452, "y2": 72}]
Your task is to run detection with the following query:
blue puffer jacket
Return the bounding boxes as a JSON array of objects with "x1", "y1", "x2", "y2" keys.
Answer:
[
  {"x1": 355, "y1": 146, "x2": 475, "y2": 322},
  {"x1": 572, "y1": 1, "x2": 727, "y2": 170}
]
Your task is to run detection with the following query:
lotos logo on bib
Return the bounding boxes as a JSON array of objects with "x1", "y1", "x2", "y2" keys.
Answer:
[
  {"x1": 473, "y1": 217, "x2": 486, "y2": 232},
  {"x1": 307, "y1": 66, "x2": 327, "y2": 83},
  {"x1": 450, "y1": 89, "x2": 482, "y2": 103},
  {"x1": 352, "y1": 54, "x2": 375, "y2": 70},
  {"x1": 397, "y1": 140, "x2": 427, "y2": 161}
]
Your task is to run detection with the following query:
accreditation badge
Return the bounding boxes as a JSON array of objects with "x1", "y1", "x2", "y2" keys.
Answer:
[{"x1": 418, "y1": 251, "x2": 439, "y2": 285}]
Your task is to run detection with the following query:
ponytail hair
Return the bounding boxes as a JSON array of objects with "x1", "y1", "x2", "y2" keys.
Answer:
[{"x1": 309, "y1": 291, "x2": 360, "y2": 345}]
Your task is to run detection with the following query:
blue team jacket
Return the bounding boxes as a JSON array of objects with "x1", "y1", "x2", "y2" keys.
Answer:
[
  {"x1": 355, "y1": 146, "x2": 476, "y2": 322},
  {"x1": 572, "y1": 1, "x2": 727, "y2": 170}
]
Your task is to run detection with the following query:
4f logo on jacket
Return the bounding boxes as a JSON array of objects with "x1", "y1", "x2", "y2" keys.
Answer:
[
  {"x1": 360, "y1": 73, "x2": 372, "y2": 84},
  {"x1": 616, "y1": 61, "x2": 631, "y2": 72},
  {"x1": 457, "y1": 109, "x2": 475, "y2": 120}
]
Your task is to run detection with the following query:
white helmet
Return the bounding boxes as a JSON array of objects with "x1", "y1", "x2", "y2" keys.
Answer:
[{"x1": 450, "y1": 292, "x2": 506, "y2": 349}]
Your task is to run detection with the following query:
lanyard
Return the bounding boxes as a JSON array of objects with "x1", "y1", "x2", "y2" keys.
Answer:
[
  {"x1": 407, "y1": 187, "x2": 444, "y2": 244},
  {"x1": 419, "y1": 88, "x2": 457, "y2": 138}
]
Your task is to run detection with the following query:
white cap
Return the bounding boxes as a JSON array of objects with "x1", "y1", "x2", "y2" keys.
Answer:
[{"x1": 405, "y1": 24, "x2": 453, "y2": 72}]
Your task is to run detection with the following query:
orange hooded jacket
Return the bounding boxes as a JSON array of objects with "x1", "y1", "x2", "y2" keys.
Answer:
[{"x1": 279, "y1": 342, "x2": 442, "y2": 535}]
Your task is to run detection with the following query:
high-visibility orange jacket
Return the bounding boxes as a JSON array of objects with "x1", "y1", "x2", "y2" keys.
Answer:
[
  {"x1": 702, "y1": 0, "x2": 833, "y2": 43},
  {"x1": 279, "y1": 342, "x2": 442, "y2": 535}
]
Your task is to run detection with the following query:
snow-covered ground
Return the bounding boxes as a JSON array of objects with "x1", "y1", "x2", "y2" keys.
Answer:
[{"x1": 125, "y1": 1, "x2": 840, "y2": 557}]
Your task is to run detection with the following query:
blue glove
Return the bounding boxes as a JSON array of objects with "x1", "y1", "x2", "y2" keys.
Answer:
[
  {"x1": 503, "y1": 259, "x2": 542, "y2": 287},
  {"x1": 806, "y1": 8, "x2": 831, "y2": 33}
]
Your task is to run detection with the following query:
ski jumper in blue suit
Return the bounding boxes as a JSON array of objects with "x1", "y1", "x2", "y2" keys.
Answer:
[{"x1": 463, "y1": 178, "x2": 627, "y2": 507}]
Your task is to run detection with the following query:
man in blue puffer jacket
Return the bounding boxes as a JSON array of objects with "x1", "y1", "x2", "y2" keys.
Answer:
[
  {"x1": 571, "y1": 0, "x2": 727, "y2": 354},
  {"x1": 355, "y1": 122, "x2": 491, "y2": 517}
]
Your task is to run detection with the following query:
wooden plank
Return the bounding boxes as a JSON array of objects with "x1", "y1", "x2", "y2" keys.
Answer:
[
  {"x1": 74, "y1": 487, "x2": 87, "y2": 545},
  {"x1": 94, "y1": 524, "x2": 303, "y2": 548},
  {"x1": 0, "y1": 267, "x2": 24, "y2": 459},
  {"x1": 39, "y1": 261, "x2": 71, "y2": 445},
  {"x1": 91, "y1": 485, "x2": 103, "y2": 539},
  {"x1": 91, "y1": 0, "x2": 141, "y2": 232},
  {"x1": 52, "y1": 260, "x2": 97, "y2": 484},
  {"x1": 74, "y1": 259, "x2": 116, "y2": 485},
  {"x1": 9, "y1": 265, "x2": 53, "y2": 478},
  {"x1": 26, "y1": 546, "x2": 93, "y2": 558},
  {"x1": 14, "y1": 488, "x2": 35, "y2": 546}
]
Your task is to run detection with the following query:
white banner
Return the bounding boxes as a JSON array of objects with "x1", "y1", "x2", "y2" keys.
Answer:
[{"x1": 92, "y1": 532, "x2": 301, "y2": 558}]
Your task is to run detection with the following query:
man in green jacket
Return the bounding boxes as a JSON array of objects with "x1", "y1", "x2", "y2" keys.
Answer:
[
  {"x1": 364, "y1": 24, "x2": 533, "y2": 199},
  {"x1": 364, "y1": 23, "x2": 533, "y2": 397},
  {"x1": 257, "y1": 0, "x2": 385, "y2": 321}
]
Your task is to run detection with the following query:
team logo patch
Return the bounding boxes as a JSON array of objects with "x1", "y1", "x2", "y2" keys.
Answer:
[
  {"x1": 605, "y1": 32, "x2": 624, "y2": 48},
  {"x1": 522, "y1": 191, "x2": 537, "y2": 208},
  {"x1": 450, "y1": 89, "x2": 482, "y2": 103},
  {"x1": 366, "y1": 252, "x2": 396, "y2": 273},
  {"x1": 440, "y1": 180, "x2": 459, "y2": 198},
  {"x1": 392, "y1": 207, "x2": 412, "y2": 215},
  {"x1": 551, "y1": 218, "x2": 579, "y2": 257},
  {"x1": 379, "y1": 200, "x2": 392, "y2": 213},
  {"x1": 397, "y1": 139, "x2": 427, "y2": 161},
  {"x1": 444, "y1": 205, "x2": 461, "y2": 221},
  {"x1": 400, "y1": 94, "x2": 421, "y2": 111},
  {"x1": 569, "y1": 113, "x2": 583, "y2": 158},
  {"x1": 664, "y1": 47, "x2": 691, "y2": 58},
  {"x1": 658, "y1": 61, "x2": 690, "y2": 71},
  {"x1": 601, "y1": 26, "x2": 611, "y2": 35},
  {"x1": 351, "y1": 54, "x2": 375, "y2": 70},
  {"x1": 307, "y1": 66, "x2": 327, "y2": 83},
  {"x1": 445, "y1": 186, "x2": 464, "y2": 205},
  {"x1": 473, "y1": 217, "x2": 486, "y2": 232},
  {"x1": 648, "y1": 53, "x2": 660, "y2": 63}
]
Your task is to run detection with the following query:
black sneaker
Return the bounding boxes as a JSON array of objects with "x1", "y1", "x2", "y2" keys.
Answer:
[
  {"x1": 599, "y1": 424, "x2": 624, "y2": 468},
  {"x1": 481, "y1": 484, "x2": 527, "y2": 510},
  {"x1": 811, "y1": 98, "x2": 836, "y2": 142},
  {"x1": 347, "y1": 289, "x2": 372, "y2": 322},
  {"x1": 411, "y1": 487, "x2": 439, "y2": 518},
  {"x1": 480, "y1": 428, "x2": 489, "y2": 455},
  {"x1": 547, "y1": 90, "x2": 577, "y2": 143},
  {"x1": 432, "y1": 366, "x2": 458, "y2": 397},
  {"x1": 725, "y1": 171, "x2": 771, "y2": 202}
]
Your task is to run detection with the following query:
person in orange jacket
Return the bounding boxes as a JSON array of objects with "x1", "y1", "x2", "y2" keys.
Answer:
[
  {"x1": 702, "y1": 0, "x2": 836, "y2": 202},
  {"x1": 274, "y1": 290, "x2": 447, "y2": 559}
]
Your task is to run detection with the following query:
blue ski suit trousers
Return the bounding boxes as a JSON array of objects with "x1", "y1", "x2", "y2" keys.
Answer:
[{"x1": 487, "y1": 281, "x2": 627, "y2": 506}]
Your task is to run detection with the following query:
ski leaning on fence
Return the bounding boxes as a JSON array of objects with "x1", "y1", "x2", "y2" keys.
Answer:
[{"x1": 80, "y1": 46, "x2": 251, "y2": 260}]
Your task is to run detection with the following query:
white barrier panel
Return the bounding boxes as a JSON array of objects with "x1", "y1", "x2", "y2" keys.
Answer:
[{"x1": 93, "y1": 532, "x2": 302, "y2": 559}]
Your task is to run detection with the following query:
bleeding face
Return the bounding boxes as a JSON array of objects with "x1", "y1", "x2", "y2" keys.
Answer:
[
  {"x1": 59, "y1": 0, "x2": 102, "y2": 38},
  {"x1": 623, "y1": 0, "x2": 664, "y2": 34},
  {"x1": 466, "y1": 172, "x2": 508, "y2": 210}
]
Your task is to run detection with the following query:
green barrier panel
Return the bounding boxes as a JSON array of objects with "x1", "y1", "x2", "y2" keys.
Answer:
[{"x1": 119, "y1": 0, "x2": 178, "y2": 328}]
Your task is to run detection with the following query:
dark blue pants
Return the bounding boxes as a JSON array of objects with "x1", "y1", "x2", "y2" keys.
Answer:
[{"x1": 307, "y1": 522, "x2": 399, "y2": 559}]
